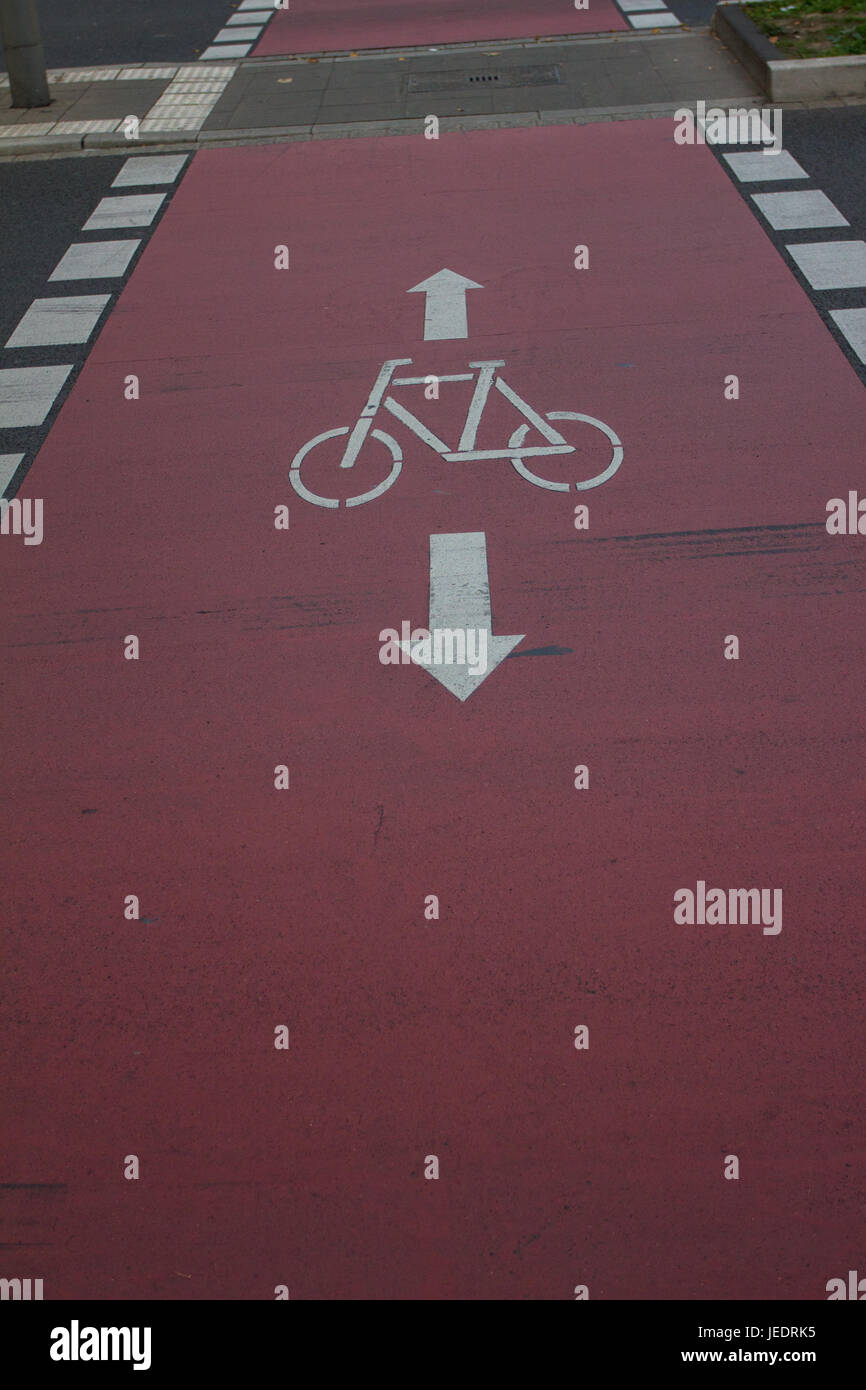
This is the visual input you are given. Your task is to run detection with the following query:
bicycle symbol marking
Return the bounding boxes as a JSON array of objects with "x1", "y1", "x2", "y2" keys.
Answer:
[{"x1": 289, "y1": 357, "x2": 624, "y2": 509}]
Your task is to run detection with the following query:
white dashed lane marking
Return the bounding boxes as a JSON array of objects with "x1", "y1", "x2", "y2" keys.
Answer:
[
  {"x1": 201, "y1": 44, "x2": 253, "y2": 60},
  {"x1": 829, "y1": 309, "x2": 866, "y2": 363},
  {"x1": 722, "y1": 141, "x2": 866, "y2": 373},
  {"x1": 214, "y1": 27, "x2": 262, "y2": 42},
  {"x1": 112, "y1": 156, "x2": 189, "y2": 188},
  {"x1": 198, "y1": 0, "x2": 275, "y2": 59},
  {"x1": 722, "y1": 150, "x2": 809, "y2": 182},
  {"x1": 83, "y1": 194, "x2": 166, "y2": 230},
  {"x1": 752, "y1": 189, "x2": 850, "y2": 231},
  {"x1": 6, "y1": 297, "x2": 112, "y2": 349},
  {"x1": 627, "y1": 10, "x2": 681, "y2": 25},
  {"x1": 0, "y1": 367, "x2": 73, "y2": 427},
  {"x1": 615, "y1": 0, "x2": 681, "y2": 25},
  {"x1": 0, "y1": 156, "x2": 190, "y2": 496},
  {"x1": 49, "y1": 241, "x2": 142, "y2": 282},
  {"x1": 786, "y1": 241, "x2": 866, "y2": 291},
  {"x1": 0, "y1": 453, "x2": 24, "y2": 494}
]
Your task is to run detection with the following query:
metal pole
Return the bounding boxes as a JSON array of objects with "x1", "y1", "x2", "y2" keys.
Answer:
[{"x1": 0, "y1": 0, "x2": 50, "y2": 108}]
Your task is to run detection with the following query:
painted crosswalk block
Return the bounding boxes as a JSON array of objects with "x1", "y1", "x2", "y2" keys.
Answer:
[
  {"x1": 722, "y1": 150, "x2": 809, "y2": 182},
  {"x1": 0, "y1": 452, "x2": 24, "y2": 494},
  {"x1": 112, "y1": 156, "x2": 189, "y2": 187},
  {"x1": 786, "y1": 240, "x2": 866, "y2": 290},
  {"x1": 830, "y1": 308, "x2": 866, "y2": 362},
  {"x1": 0, "y1": 365, "x2": 72, "y2": 426},
  {"x1": 49, "y1": 241, "x2": 142, "y2": 282},
  {"x1": 83, "y1": 194, "x2": 166, "y2": 230},
  {"x1": 751, "y1": 189, "x2": 849, "y2": 231},
  {"x1": 6, "y1": 297, "x2": 111, "y2": 348}
]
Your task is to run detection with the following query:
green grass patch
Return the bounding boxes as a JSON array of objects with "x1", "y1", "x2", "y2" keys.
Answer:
[{"x1": 743, "y1": 0, "x2": 866, "y2": 57}]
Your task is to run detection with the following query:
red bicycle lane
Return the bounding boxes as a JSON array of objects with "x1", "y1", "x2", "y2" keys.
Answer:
[
  {"x1": 2, "y1": 121, "x2": 865, "y2": 1299},
  {"x1": 253, "y1": 0, "x2": 628, "y2": 56}
]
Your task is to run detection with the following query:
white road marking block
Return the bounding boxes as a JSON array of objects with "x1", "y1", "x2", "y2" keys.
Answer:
[
  {"x1": 214, "y1": 27, "x2": 263, "y2": 42},
  {"x1": 6, "y1": 296, "x2": 111, "y2": 349},
  {"x1": 786, "y1": 240, "x2": 866, "y2": 290},
  {"x1": 83, "y1": 194, "x2": 166, "y2": 230},
  {"x1": 752, "y1": 189, "x2": 849, "y2": 230},
  {"x1": 722, "y1": 150, "x2": 808, "y2": 182},
  {"x1": 0, "y1": 366, "x2": 72, "y2": 427},
  {"x1": 830, "y1": 308, "x2": 866, "y2": 363},
  {"x1": 0, "y1": 453, "x2": 24, "y2": 493},
  {"x1": 112, "y1": 155, "x2": 188, "y2": 187},
  {"x1": 49, "y1": 241, "x2": 141, "y2": 281},
  {"x1": 200, "y1": 45, "x2": 252, "y2": 60},
  {"x1": 628, "y1": 10, "x2": 680, "y2": 24}
]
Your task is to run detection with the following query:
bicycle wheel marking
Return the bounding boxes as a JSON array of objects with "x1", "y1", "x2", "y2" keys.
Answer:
[
  {"x1": 288, "y1": 358, "x2": 624, "y2": 508},
  {"x1": 290, "y1": 426, "x2": 403, "y2": 509}
]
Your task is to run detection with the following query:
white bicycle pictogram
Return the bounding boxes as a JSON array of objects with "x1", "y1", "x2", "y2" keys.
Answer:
[{"x1": 289, "y1": 357, "x2": 624, "y2": 509}]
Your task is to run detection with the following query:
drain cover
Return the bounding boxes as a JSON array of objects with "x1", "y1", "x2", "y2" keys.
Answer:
[{"x1": 408, "y1": 64, "x2": 561, "y2": 94}]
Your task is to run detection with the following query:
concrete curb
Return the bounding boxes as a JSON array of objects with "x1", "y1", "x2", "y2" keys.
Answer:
[
  {"x1": 713, "y1": 3, "x2": 866, "y2": 101},
  {"x1": 0, "y1": 99, "x2": 764, "y2": 156},
  {"x1": 1, "y1": 92, "x2": 863, "y2": 159}
]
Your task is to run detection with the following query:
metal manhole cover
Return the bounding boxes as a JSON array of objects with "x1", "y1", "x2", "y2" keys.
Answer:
[{"x1": 408, "y1": 64, "x2": 561, "y2": 94}]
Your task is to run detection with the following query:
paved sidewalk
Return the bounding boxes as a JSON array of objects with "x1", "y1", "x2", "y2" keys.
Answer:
[
  {"x1": 2, "y1": 24, "x2": 865, "y2": 158},
  {"x1": 0, "y1": 30, "x2": 764, "y2": 156},
  {"x1": 204, "y1": 30, "x2": 759, "y2": 131},
  {"x1": 0, "y1": 63, "x2": 237, "y2": 154}
]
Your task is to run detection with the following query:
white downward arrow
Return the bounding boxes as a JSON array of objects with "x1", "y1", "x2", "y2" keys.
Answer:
[
  {"x1": 407, "y1": 268, "x2": 483, "y2": 340},
  {"x1": 400, "y1": 532, "x2": 525, "y2": 702}
]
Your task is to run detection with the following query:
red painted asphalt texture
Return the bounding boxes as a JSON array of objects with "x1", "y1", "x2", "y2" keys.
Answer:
[
  {"x1": 253, "y1": 0, "x2": 628, "y2": 54},
  {"x1": 2, "y1": 121, "x2": 865, "y2": 1300}
]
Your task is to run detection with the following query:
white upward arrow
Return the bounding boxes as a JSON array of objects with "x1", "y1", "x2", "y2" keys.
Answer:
[
  {"x1": 400, "y1": 532, "x2": 525, "y2": 702},
  {"x1": 407, "y1": 268, "x2": 483, "y2": 340}
]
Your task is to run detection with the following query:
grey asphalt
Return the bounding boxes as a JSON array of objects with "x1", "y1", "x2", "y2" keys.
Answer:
[
  {"x1": 667, "y1": 0, "x2": 721, "y2": 25},
  {"x1": 0, "y1": 0, "x2": 241, "y2": 70}
]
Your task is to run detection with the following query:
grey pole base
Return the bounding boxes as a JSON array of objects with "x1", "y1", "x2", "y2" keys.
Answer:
[{"x1": 0, "y1": 0, "x2": 51, "y2": 108}]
